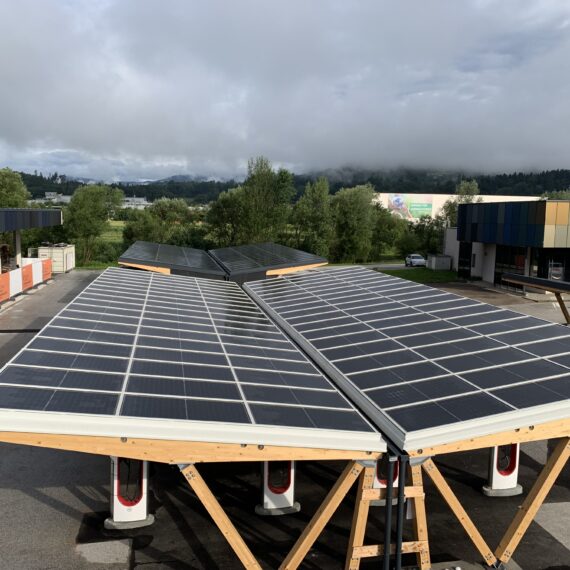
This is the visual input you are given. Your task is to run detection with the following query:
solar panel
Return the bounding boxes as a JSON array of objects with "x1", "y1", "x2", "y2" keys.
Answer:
[
  {"x1": 119, "y1": 241, "x2": 226, "y2": 279},
  {"x1": 246, "y1": 267, "x2": 570, "y2": 451},
  {"x1": 0, "y1": 267, "x2": 383, "y2": 452},
  {"x1": 209, "y1": 243, "x2": 327, "y2": 283}
]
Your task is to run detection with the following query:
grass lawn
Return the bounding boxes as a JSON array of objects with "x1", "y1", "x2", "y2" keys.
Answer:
[
  {"x1": 100, "y1": 220, "x2": 125, "y2": 244},
  {"x1": 381, "y1": 268, "x2": 459, "y2": 283}
]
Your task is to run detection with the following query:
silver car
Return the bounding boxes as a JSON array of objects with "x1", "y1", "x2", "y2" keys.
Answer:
[{"x1": 405, "y1": 253, "x2": 426, "y2": 267}]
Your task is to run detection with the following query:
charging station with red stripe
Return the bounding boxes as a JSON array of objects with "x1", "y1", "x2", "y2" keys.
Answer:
[
  {"x1": 370, "y1": 455, "x2": 400, "y2": 507},
  {"x1": 255, "y1": 461, "x2": 301, "y2": 516},
  {"x1": 104, "y1": 457, "x2": 155, "y2": 529},
  {"x1": 482, "y1": 444, "x2": 523, "y2": 497}
]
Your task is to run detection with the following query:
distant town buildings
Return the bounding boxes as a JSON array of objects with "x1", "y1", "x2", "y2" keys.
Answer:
[{"x1": 32, "y1": 192, "x2": 150, "y2": 209}]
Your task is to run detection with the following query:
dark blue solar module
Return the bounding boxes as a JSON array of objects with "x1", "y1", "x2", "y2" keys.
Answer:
[
  {"x1": 0, "y1": 267, "x2": 383, "y2": 452},
  {"x1": 246, "y1": 267, "x2": 570, "y2": 450}
]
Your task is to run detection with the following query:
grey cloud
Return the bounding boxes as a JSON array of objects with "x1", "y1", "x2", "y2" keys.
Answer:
[{"x1": 0, "y1": 0, "x2": 569, "y2": 180}]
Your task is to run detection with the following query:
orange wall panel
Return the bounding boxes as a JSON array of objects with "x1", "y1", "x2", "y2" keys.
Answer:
[
  {"x1": 0, "y1": 273, "x2": 9, "y2": 302},
  {"x1": 545, "y1": 203, "x2": 558, "y2": 225},
  {"x1": 555, "y1": 202, "x2": 570, "y2": 225},
  {"x1": 42, "y1": 259, "x2": 52, "y2": 281},
  {"x1": 22, "y1": 265, "x2": 33, "y2": 291}
]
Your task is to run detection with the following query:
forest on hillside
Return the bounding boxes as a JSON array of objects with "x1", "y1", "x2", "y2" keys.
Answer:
[{"x1": 18, "y1": 168, "x2": 570, "y2": 204}]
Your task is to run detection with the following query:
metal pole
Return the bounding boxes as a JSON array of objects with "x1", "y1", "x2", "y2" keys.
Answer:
[
  {"x1": 382, "y1": 456, "x2": 396, "y2": 570},
  {"x1": 394, "y1": 455, "x2": 409, "y2": 570}
]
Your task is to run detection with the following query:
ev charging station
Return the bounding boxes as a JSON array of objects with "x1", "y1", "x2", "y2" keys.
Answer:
[
  {"x1": 104, "y1": 457, "x2": 155, "y2": 529},
  {"x1": 371, "y1": 456, "x2": 400, "y2": 506},
  {"x1": 255, "y1": 461, "x2": 301, "y2": 516},
  {"x1": 482, "y1": 444, "x2": 523, "y2": 497}
]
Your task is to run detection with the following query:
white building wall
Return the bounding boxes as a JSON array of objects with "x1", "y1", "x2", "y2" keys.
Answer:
[
  {"x1": 444, "y1": 228, "x2": 460, "y2": 270},
  {"x1": 375, "y1": 193, "x2": 541, "y2": 222}
]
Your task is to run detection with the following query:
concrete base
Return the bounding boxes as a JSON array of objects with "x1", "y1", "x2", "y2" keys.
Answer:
[
  {"x1": 370, "y1": 498, "x2": 400, "y2": 507},
  {"x1": 103, "y1": 514, "x2": 155, "y2": 530},
  {"x1": 255, "y1": 502, "x2": 301, "y2": 516},
  {"x1": 482, "y1": 484, "x2": 523, "y2": 497}
]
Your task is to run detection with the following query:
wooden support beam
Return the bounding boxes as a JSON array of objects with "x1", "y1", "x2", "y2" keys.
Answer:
[
  {"x1": 422, "y1": 458, "x2": 497, "y2": 566},
  {"x1": 181, "y1": 464, "x2": 261, "y2": 569},
  {"x1": 350, "y1": 541, "x2": 428, "y2": 558},
  {"x1": 410, "y1": 464, "x2": 431, "y2": 570},
  {"x1": 495, "y1": 437, "x2": 570, "y2": 563},
  {"x1": 0, "y1": 431, "x2": 381, "y2": 463},
  {"x1": 409, "y1": 418, "x2": 570, "y2": 457},
  {"x1": 361, "y1": 486, "x2": 424, "y2": 501},
  {"x1": 266, "y1": 262, "x2": 328, "y2": 276},
  {"x1": 280, "y1": 461, "x2": 364, "y2": 570},
  {"x1": 345, "y1": 466, "x2": 375, "y2": 570},
  {"x1": 118, "y1": 261, "x2": 171, "y2": 275},
  {"x1": 554, "y1": 292, "x2": 570, "y2": 324}
]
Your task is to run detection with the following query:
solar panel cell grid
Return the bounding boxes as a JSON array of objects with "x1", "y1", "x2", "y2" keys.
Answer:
[
  {"x1": 0, "y1": 267, "x2": 382, "y2": 451},
  {"x1": 246, "y1": 266, "x2": 570, "y2": 449}
]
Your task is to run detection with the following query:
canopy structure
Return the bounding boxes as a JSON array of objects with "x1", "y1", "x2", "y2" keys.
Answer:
[
  {"x1": 0, "y1": 208, "x2": 62, "y2": 232},
  {"x1": 119, "y1": 241, "x2": 328, "y2": 284},
  {"x1": 118, "y1": 241, "x2": 227, "y2": 279},
  {"x1": 0, "y1": 267, "x2": 383, "y2": 454},
  {"x1": 209, "y1": 242, "x2": 328, "y2": 283},
  {"x1": 246, "y1": 266, "x2": 570, "y2": 452}
]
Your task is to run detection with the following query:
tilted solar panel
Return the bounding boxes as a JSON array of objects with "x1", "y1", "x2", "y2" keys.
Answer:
[
  {"x1": 119, "y1": 241, "x2": 226, "y2": 279},
  {"x1": 209, "y1": 243, "x2": 327, "y2": 282},
  {"x1": 246, "y1": 267, "x2": 570, "y2": 451},
  {"x1": 0, "y1": 267, "x2": 383, "y2": 452}
]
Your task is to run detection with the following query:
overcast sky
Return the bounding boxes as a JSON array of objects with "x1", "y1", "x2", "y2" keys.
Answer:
[{"x1": 1, "y1": 0, "x2": 569, "y2": 181}]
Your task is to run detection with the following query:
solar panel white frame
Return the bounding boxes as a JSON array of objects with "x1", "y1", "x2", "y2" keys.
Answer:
[
  {"x1": 0, "y1": 267, "x2": 384, "y2": 452},
  {"x1": 246, "y1": 266, "x2": 570, "y2": 451}
]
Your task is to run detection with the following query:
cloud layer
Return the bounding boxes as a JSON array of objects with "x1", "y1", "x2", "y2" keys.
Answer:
[{"x1": 1, "y1": 0, "x2": 569, "y2": 180}]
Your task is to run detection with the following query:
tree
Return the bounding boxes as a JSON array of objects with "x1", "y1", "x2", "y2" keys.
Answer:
[
  {"x1": 413, "y1": 215, "x2": 445, "y2": 255},
  {"x1": 238, "y1": 157, "x2": 295, "y2": 243},
  {"x1": 205, "y1": 188, "x2": 244, "y2": 247},
  {"x1": 370, "y1": 203, "x2": 407, "y2": 261},
  {"x1": 441, "y1": 179, "x2": 481, "y2": 227},
  {"x1": 65, "y1": 185, "x2": 122, "y2": 265},
  {"x1": 0, "y1": 168, "x2": 31, "y2": 207},
  {"x1": 330, "y1": 184, "x2": 375, "y2": 263},
  {"x1": 395, "y1": 226, "x2": 421, "y2": 258},
  {"x1": 291, "y1": 178, "x2": 332, "y2": 257}
]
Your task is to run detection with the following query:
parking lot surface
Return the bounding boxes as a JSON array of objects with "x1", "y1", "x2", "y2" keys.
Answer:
[{"x1": 0, "y1": 270, "x2": 568, "y2": 569}]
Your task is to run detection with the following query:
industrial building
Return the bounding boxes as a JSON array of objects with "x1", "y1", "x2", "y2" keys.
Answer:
[{"x1": 445, "y1": 200, "x2": 570, "y2": 285}]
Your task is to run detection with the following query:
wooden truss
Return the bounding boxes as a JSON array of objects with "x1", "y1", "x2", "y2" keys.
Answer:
[{"x1": 0, "y1": 416, "x2": 568, "y2": 568}]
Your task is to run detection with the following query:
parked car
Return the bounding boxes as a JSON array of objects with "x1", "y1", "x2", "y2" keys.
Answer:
[{"x1": 405, "y1": 253, "x2": 426, "y2": 267}]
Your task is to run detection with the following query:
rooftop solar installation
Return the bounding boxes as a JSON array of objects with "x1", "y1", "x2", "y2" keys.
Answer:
[
  {"x1": 119, "y1": 241, "x2": 226, "y2": 279},
  {"x1": 246, "y1": 267, "x2": 570, "y2": 451},
  {"x1": 209, "y1": 242, "x2": 327, "y2": 282},
  {"x1": 0, "y1": 267, "x2": 383, "y2": 452}
]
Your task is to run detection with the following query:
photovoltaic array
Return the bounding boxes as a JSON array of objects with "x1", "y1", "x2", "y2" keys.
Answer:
[
  {"x1": 0, "y1": 267, "x2": 383, "y2": 451},
  {"x1": 209, "y1": 242, "x2": 327, "y2": 281},
  {"x1": 246, "y1": 267, "x2": 570, "y2": 450},
  {"x1": 119, "y1": 241, "x2": 226, "y2": 279}
]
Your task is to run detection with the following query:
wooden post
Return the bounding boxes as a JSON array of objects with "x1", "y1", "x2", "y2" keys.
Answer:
[
  {"x1": 422, "y1": 458, "x2": 497, "y2": 566},
  {"x1": 180, "y1": 465, "x2": 262, "y2": 570},
  {"x1": 345, "y1": 466, "x2": 375, "y2": 570},
  {"x1": 554, "y1": 292, "x2": 570, "y2": 324},
  {"x1": 280, "y1": 461, "x2": 364, "y2": 570},
  {"x1": 410, "y1": 464, "x2": 431, "y2": 570},
  {"x1": 495, "y1": 437, "x2": 570, "y2": 563}
]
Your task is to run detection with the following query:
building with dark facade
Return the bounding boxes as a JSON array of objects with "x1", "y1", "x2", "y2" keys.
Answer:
[{"x1": 445, "y1": 200, "x2": 570, "y2": 284}]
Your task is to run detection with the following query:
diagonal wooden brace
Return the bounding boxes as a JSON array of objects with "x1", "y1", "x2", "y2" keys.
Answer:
[
  {"x1": 495, "y1": 437, "x2": 570, "y2": 563},
  {"x1": 180, "y1": 464, "x2": 262, "y2": 569},
  {"x1": 280, "y1": 460, "x2": 364, "y2": 570},
  {"x1": 422, "y1": 458, "x2": 497, "y2": 566}
]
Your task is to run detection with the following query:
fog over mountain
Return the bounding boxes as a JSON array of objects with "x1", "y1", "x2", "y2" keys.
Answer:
[{"x1": 1, "y1": 1, "x2": 570, "y2": 180}]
